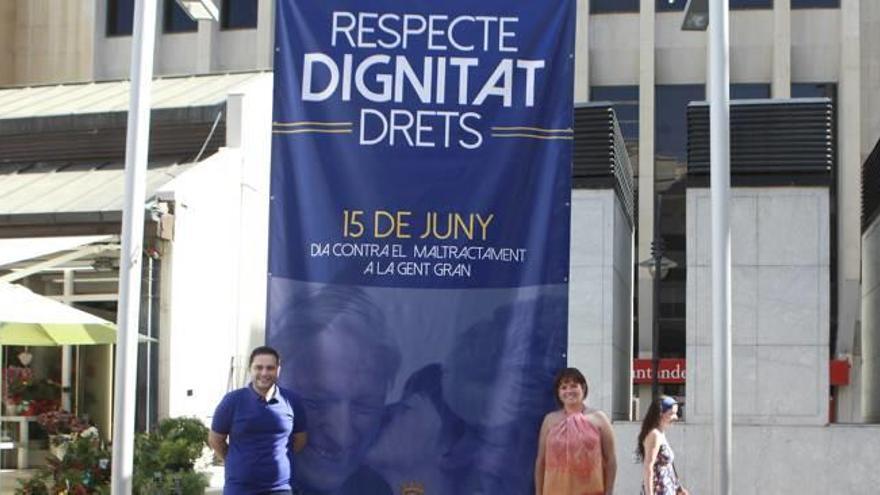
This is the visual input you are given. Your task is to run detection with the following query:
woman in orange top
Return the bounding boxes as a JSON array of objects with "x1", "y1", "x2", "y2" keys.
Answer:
[{"x1": 534, "y1": 368, "x2": 617, "y2": 495}]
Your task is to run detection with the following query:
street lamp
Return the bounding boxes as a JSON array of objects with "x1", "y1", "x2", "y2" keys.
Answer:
[
  {"x1": 682, "y1": 0, "x2": 709, "y2": 31},
  {"x1": 175, "y1": 0, "x2": 219, "y2": 21},
  {"x1": 638, "y1": 194, "x2": 678, "y2": 400}
]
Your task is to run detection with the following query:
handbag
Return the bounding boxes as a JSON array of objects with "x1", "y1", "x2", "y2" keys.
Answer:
[{"x1": 672, "y1": 463, "x2": 688, "y2": 495}]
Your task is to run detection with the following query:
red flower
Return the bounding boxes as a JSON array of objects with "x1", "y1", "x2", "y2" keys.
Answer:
[{"x1": 36, "y1": 410, "x2": 87, "y2": 434}]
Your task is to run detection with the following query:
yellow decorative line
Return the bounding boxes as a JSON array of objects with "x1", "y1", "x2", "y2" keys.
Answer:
[
  {"x1": 491, "y1": 133, "x2": 573, "y2": 140},
  {"x1": 273, "y1": 128, "x2": 353, "y2": 134},
  {"x1": 273, "y1": 121, "x2": 353, "y2": 127},
  {"x1": 491, "y1": 126, "x2": 573, "y2": 133}
]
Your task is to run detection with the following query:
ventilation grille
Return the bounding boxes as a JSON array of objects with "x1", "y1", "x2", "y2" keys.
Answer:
[
  {"x1": 687, "y1": 98, "x2": 834, "y2": 185},
  {"x1": 573, "y1": 104, "x2": 635, "y2": 226}
]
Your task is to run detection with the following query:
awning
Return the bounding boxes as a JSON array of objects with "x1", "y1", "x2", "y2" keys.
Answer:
[
  {"x1": 0, "y1": 282, "x2": 116, "y2": 346},
  {"x1": 0, "y1": 72, "x2": 267, "y2": 120},
  {"x1": 0, "y1": 235, "x2": 114, "y2": 268},
  {"x1": 0, "y1": 160, "x2": 193, "y2": 218}
]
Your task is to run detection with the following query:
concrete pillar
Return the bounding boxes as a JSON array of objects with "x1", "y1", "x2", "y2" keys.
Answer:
[
  {"x1": 225, "y1": 75, "x2": 274, "y2": 385},
  {"x1": 256, "y1": 0, "x2": 275, "y2": 69},
  {"x1": 157, "y1": 237, "x2": 174, "y2": 421},
  {"x1": 637, "y1": 0, "x2": 656, "y2": 418},
  {"x1": 574, "y1": 0, "x2": 590, "y2": 103},
  {"x1": 772, "y1": 0, "x2": 791, "y2": 98},
  {"x1": 860, "y1": 2, "x2": 880, "y2": 160},
  {"x1": 863, "y1": 217, "x2": 880, "y2": 422},
  {"x1": 0, "y1": 1, "x2": 13, "y2": 84},
  {"x1": 195, "y1": 19, "x2": 215, "y2": 74},
  {"x1": 10, "y1": 0, "x2": 95, "y2": 84},
  {"x1": 568, "y1": 189, "x2": 634, "y2": 420},
  {"x1": 834, "y1": 0, "x2": 862, "y2": 422}
]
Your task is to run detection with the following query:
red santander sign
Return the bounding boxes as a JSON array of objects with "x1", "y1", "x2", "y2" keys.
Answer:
[
  {"x1": 633, "y1": 358, "x2": 686, "y2": 384},
  {"x1": 632, "y1": 358, "x2": 850, "y2": 386}
]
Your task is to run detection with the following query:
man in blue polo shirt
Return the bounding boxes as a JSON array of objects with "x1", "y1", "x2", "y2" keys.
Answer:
[{"x1": 209, "y1": 346, "x2": 308, "y2": 494}]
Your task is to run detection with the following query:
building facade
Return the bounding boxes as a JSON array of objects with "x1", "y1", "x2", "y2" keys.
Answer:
[{"x1": 2, "y1": 0, "x2": 880, "y2": 490}]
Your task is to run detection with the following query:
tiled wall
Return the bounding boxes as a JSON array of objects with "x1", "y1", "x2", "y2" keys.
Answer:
[
  {"x1": 862, "y1": 216, "x2": 880, "y2": 421},
  {"x1": 568, "y1": 189, "x2": 634, "y2": 420},
  {"x1": 686, "y1": 187, "x2": 830, "y2": 425}
]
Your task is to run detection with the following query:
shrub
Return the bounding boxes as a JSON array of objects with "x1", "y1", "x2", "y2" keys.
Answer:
[
  {"x1": 15, "y1": 434, "x2": 110, "y2": 495},
  {"x1": 15, "y1": 416, "x2": 210, "y2": 495},
  {"x1": 133, "y1": 417, "x2": 210, "y2": 495}
]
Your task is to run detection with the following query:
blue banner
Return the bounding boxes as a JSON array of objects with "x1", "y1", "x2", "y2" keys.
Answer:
[{"x1": 268, "y1": 1, "x2": 573, "y2": 494}]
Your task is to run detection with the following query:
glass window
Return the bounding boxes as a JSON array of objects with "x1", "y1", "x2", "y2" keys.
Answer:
[
  {"x1": 591, "y1": 86, "x2": 640, "y2": 142},
  {"x1": 135, "y1": 257, "x2": 161, "y2": 433},
  {"x1": 731, "y1": 0, "x2": 773, "y2": 7},
  {"x1": 591, "y1": 0, "x2": 639, "y2": 14},
  {"x1": 792, "y1": 0, "x2": 839, "y2": 7},
  {"x1": 791, "y1": 82, "x2": 837, "y2": 99},
  {"x1": 731, "y1": 83, "x2": 771, "y2": 100},
  {"x1": 657, "y1": 0, "x2": 687, "y2": 12},
  {"x1": 221, "y1": 0, "x2": 258, "y2": 30},
  {"x1": 660, "y1": 0, "x2": 774, "y2": 12},
  {"x1": 107, "y1": 0, "x2": 135, "y2": 36},
  {"x1": 653, "y1": 85, "x2": 704, "y2": 362},
  {"x1": 656, "y1": 85, "x2": 704, "y2": 162},
  {"x1": 164, "y1": 0, "x2": 198, "y2": 33}
]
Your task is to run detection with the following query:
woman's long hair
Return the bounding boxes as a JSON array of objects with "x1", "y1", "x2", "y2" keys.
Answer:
[{"x1": 635, "y1": 396, "x2": 665, "y2": 462}]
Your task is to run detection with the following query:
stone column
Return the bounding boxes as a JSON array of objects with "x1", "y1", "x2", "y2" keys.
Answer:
[
  {"x1": 256, "y1": 0, "x2": 275, "y2": 69},
  {"x1": 772, "y1": 0, "x2": 791, "y2": 98},
  {"x1": 574, "y1": 0, "x2": 590, "y2": 103},
  {"x1": 834, "y1": 0, "x2": 863, "y2": 422},
  {"x1": 568, "y1": 189, "x2": 634, "y2": 420},
  {"x1": 636, "y1": 0, "x2": 656, "y2": 419},
  {"x1": 863, "y1": 216, "x2": 880, "y2": 422}
]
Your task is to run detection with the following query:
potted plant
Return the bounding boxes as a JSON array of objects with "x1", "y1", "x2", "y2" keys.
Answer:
[
  {"x1": 36, "y1": 410, "x2": 88, "y2": 459},
  {"x1": 3, "y1": 366, "x2": 33, "y2": 414},
  {"x1": 17, "y1": 417, "x2": 210, "y2": 494},
  {"x1": 3, "y1": 367, "x2": 61, "y2": 416},
  {"x1": 133, "y1": 417, "x2": 211, "y2": 494},
  {"x1": 15, "y1": 429, "x2": 110, "y2": 495},
  {"x1": 20, "y1": 378, "x2": 61, "y2": 416}
]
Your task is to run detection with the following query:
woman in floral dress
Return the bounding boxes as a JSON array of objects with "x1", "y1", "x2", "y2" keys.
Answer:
[
  {"x1": 637, "y1": 396, "x2": 689, "y2": 495},
  {"x1": 534, "y1": 368, "x2": 617, "y2": 495}
]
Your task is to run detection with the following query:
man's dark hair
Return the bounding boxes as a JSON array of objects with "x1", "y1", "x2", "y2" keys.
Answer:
[{"x1": 249, "y1": 345, "x2": 280, "y2": 366}]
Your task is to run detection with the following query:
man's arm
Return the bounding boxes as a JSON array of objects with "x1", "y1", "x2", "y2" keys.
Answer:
[
  {"x1": 209, "y1": 392, "x2": 235, "y2": 463},
  {"x1": 290, "y1": 392, "x2": 309, "y2": 454},
  {"x1": 292, "y1": 431, "x2": 308, "y2": 454},
  {"x1": 208, "y1": 430, "x2": 229, "y2": 461}
]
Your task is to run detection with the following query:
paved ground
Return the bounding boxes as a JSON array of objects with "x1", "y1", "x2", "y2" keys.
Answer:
[
  {"x1": 0, "y1": 467, "x2": 225, "y2": 494},
  {"x1": 0, "y1": 469, "x2": 36, "y2": 494}
]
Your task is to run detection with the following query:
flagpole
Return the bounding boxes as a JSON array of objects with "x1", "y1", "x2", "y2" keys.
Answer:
[{"x1": 111, "y1": 0, "x2": 157, "y2": 492}]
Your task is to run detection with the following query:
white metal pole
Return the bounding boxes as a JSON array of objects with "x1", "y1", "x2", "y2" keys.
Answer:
[
  {"x1": 0, "y1": 345, "x2": 4, "y2": 495},
  {"x1": 62, "y1": 270, "x2": 73, "y2": 411},
  {"x1": 111, "y1": 0, "x2": 157, "y2": 492},
  {"x1": 709, "y1": 0, "x2": 732, "y2": 494}
]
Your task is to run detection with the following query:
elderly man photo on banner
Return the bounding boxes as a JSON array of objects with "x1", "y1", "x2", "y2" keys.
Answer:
[{"x1": 266, "y1": 0, "x2": 575, "y2": 494}]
